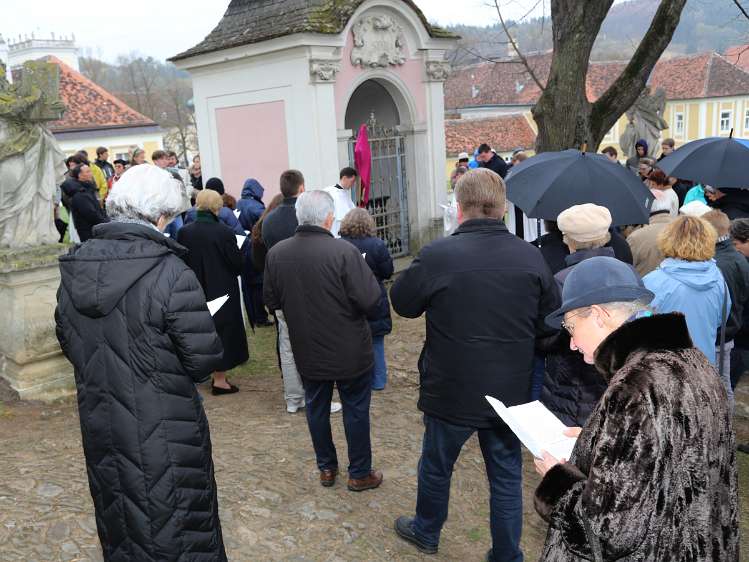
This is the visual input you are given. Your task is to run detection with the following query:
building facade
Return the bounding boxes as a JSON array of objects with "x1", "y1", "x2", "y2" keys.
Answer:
[{"x1": 172, "y1": 0, "x2": 457, "y2": 254}]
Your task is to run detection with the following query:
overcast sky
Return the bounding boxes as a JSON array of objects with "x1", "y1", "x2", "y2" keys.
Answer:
[{"x1": 1, "y1": 0, "x2": 549, "y2": 63}]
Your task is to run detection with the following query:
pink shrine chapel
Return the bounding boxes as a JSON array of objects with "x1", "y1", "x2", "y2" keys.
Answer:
[{"x1": 171, "y1": 0, "x2": 458, "y2": 255}]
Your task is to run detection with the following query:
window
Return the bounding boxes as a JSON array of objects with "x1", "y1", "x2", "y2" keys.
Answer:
[
  {"x1": 745, "y1": 108, "x2": 749, "y2": 132},
  {"x1": 720, "y1": 110, "x2": 732, "y2": 133},
  {"x1": 674, "y1": 112, "x2": 684, "y2": 136}
]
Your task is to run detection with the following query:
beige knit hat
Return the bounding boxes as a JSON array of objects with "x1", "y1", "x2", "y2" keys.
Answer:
[{"x1": 557, "y1": 204, "x2": 612, "y2": 242}]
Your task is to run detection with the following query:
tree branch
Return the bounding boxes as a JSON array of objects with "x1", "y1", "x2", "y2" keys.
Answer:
[
  {"x1": 734, "y1": 0, "x2": 749, "y2": 20},
  {"x1": 591, "y1": 0, "x2": 687, "y2": 136},
  {"x1": 493, "y1": 0, "x2": 546, "y2": 91}
]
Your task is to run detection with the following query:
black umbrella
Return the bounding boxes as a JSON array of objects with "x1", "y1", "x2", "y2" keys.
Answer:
[
  {"x1": 656, "y1": 133, "x2": 749, "y2": 188},
  {"x1": 505, "y1": 149, "x2": 654, "y2": 226}
]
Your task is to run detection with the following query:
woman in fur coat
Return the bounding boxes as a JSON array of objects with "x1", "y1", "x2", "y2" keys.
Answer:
[{"x1": 534, "y1": 256, "x2": 738, "y2": 561}]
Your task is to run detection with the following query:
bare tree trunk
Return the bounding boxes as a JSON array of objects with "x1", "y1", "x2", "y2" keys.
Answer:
[{"x1": 532, "y1": 0, "x2": 687, "y2": 153}]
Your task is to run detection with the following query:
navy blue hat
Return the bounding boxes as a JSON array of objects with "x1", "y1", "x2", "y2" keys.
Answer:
[
  {"x1": 205, "y1": 177, "x2": 225, "y2": 195},
  {"x1": 546, "y1": 256, "x2": 654, "y2": 328}
]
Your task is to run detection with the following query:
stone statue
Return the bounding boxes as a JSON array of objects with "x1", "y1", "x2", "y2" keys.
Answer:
[
  {"x1": 0, "y1": 61, "x2": 67, "y2": 248},
  {"x1": 619, "y1": 86, "x2": 669, "y2": 159},
  {"x1": 350, "y1": 14, "x2": 406, "y2": 68}
]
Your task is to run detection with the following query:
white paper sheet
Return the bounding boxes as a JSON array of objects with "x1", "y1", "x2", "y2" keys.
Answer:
[
  {"x1": 485, "y1": 396, "x2": 577, "y2": 460},
  {"x1": 207, "y1": 295, "x2": 229, "y2": 316},
  {"x1": 233, "y1": 209, "x2": 241, "y2": 218},
  {"x1": 235, "y1": 234, "x2": 247, "y2": 249}
]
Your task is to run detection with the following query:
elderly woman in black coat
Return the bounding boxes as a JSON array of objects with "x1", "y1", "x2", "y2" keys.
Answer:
[
  {"x1": 534, "y1": 256, "x2": 738, "y2": 561},
  {"x1": 178, "y1": 189, "x2": 248, "y2": 394},
  {"x1": 55, "y1": 164, "x2": 227, "y2": 562},
  {"x1": 340, "y1": 208, "x2": 394, "y2": 390}
]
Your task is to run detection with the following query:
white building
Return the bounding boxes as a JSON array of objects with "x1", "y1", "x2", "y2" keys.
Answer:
[
  {"x1": 4, "y1": 33, "x2": 80, "y2": 80},
  {"x1": 171, "y1": 0, "x2": 458, "y2": 255}
]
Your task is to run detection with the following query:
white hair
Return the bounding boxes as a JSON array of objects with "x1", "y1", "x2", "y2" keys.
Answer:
[
  {"x1": 106, "y1": 164, "x2": 184, "y2": 224},
  {"x1": 296, "y1": 190, "x2": 335, "y2": 227}
]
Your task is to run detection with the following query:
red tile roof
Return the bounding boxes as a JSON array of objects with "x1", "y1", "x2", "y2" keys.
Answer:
[
  {"x1": 41, "y1": 56, "x2": 156, "y2": 132},
  {"x1": 445, "y1": 114, "x2": 536, "y2": 155},
  {"x1": 446, "y1": 51, "x2": 749, "y2": 109},
  {"x1": 724, "y1": 44, "x2": 749, "y2": 72}
]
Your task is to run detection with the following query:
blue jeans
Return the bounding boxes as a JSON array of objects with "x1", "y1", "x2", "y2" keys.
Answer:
[
  {"x1": 530, "y1": 355, "x2": 545, "y2": 401},
  {"x1": 413, "y1": 415, "x2": 523, "y2": 562},
  {"x1": 303, "y1": 373, "x2": 373, "y2": 479},
  {"x1": 372, "y1": 336, "x2": 387, "y2": 389}
]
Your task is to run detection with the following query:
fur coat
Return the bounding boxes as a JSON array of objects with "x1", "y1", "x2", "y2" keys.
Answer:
[{"x1": 534, "y1": 313, "x2": 738, "y2": 561}]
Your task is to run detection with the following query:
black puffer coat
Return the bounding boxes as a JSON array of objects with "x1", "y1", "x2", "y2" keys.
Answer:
[{"x1": 55, "y1": 222, "x2": 227, "y2": 562}]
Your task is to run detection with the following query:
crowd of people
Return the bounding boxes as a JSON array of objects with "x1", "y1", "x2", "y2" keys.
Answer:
[{"x1": 53, "y1": 132, "x2": 744, "y2": 561}]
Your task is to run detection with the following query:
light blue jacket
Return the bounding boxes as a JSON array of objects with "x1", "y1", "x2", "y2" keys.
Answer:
[
  {"x1": 683, "y1": 185, "x2": 707, "y2": 206},
  {"x1": 644, "y1": 258, "x2": 730, "y2": 364}
]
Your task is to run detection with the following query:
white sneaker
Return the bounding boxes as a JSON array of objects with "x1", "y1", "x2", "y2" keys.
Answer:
[
  {"x1": 287, "y1": 403, "x2": 305, "y2": 414},
  {"x1": 330, "y1": 402, "x2": 342, "y2": 414}
]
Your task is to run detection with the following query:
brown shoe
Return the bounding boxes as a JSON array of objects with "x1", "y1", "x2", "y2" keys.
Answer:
[
  {"x1": 320, "y1": 469, "x2": 338, "y2": 488},
  {"x1": 347, "y1": 470, "x2": 383, "y2": 492}
]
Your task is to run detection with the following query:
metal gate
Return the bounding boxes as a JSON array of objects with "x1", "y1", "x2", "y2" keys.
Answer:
[{"x1": 349, "y1": 117, "x2": 410, "y2": 257}]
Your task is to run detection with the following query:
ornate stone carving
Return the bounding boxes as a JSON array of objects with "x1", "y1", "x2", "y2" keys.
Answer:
[
  {"x1": 350, "y1": 14, "x2": 406, "y2": 68},
  {"x1": 425, "y1": 61, "x2": 451, "y2": 81},
  {"x1": 309, "y1": 60, "x2": 341, "y2": 83}
]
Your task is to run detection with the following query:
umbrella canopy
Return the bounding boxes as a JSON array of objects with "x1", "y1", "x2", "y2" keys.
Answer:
[
  {"x1": 657, "y1": 135, "x2": 749, "y2": 189},
  {"x1": 505, "y1": 149, "x2": 654, "y2": 225}
]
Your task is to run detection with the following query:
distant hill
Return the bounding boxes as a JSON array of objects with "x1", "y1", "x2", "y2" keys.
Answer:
[{"x1": 446, "y1": 0, "x2": 749, "y2": 66}]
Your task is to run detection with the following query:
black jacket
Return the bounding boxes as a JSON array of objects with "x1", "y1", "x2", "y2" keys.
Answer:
[
  {"x1": 342, "y1": 235, "x2": 395, "y2": 337},
  {"x1": 390, "y1": 219, "x2": 560, "y2": 428},
  {"x1": 262, "y1": 197, "x2": 299, "y2": 251},
  {"x1": 264, "y1": 225, "x2": 381, "y2": 381},
  {"x1": 713, "y1": 238, "x2": 749, "y2": 343},
  {"x1": 177, "y1": 212, "x2": 248, "y2": 371},
  {"x1": 533, "y1": 228, "x2": 633, "y2": 275},
  {"x1": 94, "y1": 158, "x2": 115, "y2": 180},
  {"x1": 70, "y1": 180, "x2": 108, "y2": 242},
  {"x1": 480, "y1": 153, "x2": 509, "y2": 178},
  {"x1": 708, "y1": 188, "x2": 749, "y2": 220},
  {"x1": 55, "y1": 222, "x2": 226, "y2": 562}
]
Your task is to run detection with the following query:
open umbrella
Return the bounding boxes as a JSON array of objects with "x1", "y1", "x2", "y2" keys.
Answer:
[
  {"x1": 505, "y1": 149, "x2": 654, "y2": 225},
  {"x1": 657, "y1": 132, "x2": 749, "y2": 188}
]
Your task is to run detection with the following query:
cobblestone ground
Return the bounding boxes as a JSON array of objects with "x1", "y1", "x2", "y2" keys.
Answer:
[{"x1": 1, "y1": 314, "x2": 747, "y2": 561}]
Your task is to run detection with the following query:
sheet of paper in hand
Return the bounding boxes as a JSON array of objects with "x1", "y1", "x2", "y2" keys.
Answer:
[
  {"x1": 233, "y1": 209, "x2": 241, "y2": 218},
  {"x1": 485, "y1": 396, "x2": 577, "y2": 460},
  {"x1": 235, "y1": 234, "x2": 247, "y2": 249},
  {"x1": 207, "y1": 295, "x2": 229, "y2": 316}
]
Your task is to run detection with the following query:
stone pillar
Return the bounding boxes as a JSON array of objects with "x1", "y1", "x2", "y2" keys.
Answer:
[{"x1": 0, "y1": 245, "x2": 74, "y2": 401}]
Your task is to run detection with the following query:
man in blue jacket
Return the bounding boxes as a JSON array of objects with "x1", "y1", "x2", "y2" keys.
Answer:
[{"x1": 390, "y1": 168, "x2": 560, "y2": 561}]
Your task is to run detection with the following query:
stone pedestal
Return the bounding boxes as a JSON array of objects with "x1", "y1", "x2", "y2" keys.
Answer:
[{"x1": 0, "y1": 245, "x2": 74, "y2": 401}]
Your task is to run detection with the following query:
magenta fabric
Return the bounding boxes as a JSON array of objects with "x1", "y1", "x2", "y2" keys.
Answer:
[{"x1": 354, "y1": 124, "x2": 372, "y2": 206}]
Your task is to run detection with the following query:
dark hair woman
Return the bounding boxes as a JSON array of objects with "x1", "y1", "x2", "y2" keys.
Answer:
[
  {"x1": 250, "y1": 193, "x2": 284, "y2": 273},
  {"x1": 55, "y1": 165, "x2": 228, "y2": 561},
  {"x1": 178, "y1": 189, "x2": 248, "y2": 395},
  {"x1": 340, "y1": 208, "x2": 394, "y2": 390}
]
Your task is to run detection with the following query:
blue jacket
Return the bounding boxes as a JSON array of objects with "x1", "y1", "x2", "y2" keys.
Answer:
[
  {"x1": 184, "y1": 206, "x2": 245, "y2": 235},
  {"x1": 644, "y1": 258, "x2": 730, "y2": 364},
  {"x1": 237, "y1": 179, "x2": 265, "y2": 232},
  {"x1": 342, "y1": 235, "x2": 394, "y2": 336}
]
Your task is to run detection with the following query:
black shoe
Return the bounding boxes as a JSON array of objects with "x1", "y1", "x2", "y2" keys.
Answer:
[
  {"x1": 211, "y1": 382, "x2": 239, "y2": 395},
  {"x1": 485, "y1": 548, "x2": 494, "y2": 562},
  {"x1": 394, "y1": 516, "x2": 437, "y2": 554},
  {"x1": 739, "y1": 443, "x2": 749, "y2": 454}
]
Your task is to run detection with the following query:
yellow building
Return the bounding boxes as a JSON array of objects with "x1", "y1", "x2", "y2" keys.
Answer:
[{"x1": 444, "y1": 51, "x2": 749, "y2": 162}]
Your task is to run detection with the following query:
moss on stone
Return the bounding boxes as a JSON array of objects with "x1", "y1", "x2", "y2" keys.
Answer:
[{"x1": 0, "y1": 244, "x2": 69, "y2": 273}]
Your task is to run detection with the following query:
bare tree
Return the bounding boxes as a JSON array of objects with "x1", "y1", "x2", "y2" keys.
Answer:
[{"x1": 494, "y1": 0, "x2": 688, "y2": 153}]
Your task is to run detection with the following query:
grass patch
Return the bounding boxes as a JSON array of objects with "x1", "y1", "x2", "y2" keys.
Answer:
[{"x1": 229, "y1": 323, "x2": 278, "y2": 380}]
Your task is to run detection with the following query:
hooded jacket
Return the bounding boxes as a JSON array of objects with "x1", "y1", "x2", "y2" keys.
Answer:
[
  {"x1": 237, "y1": 179, "x2": 265, "y2": 231},
  {"x1": 713, "y1": 238, "x2": 749, "y2": 343},
  {"x1": 643, "y1": 258, "x2": 730, "y2": 364},
  {"x1": 535, "y1": 313, "x2": 738, "y2": 561},
  {"x1": 55, "y1": 222, "x2": 226, "y2": 562}
]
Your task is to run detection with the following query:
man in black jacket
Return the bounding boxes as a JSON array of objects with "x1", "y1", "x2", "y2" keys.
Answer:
[
  {"x1": 391, "y1": 168, "x2": 560, "y2": 561},
  {"x1": 69, "y1": 164, "x2": 108, "y2": 242},
  {"x1": 476, "y1": 143, "x2": 509, "y2": 179},
  {"x1": 264, "y1": 190, "x2": 383, "y2": 491}
]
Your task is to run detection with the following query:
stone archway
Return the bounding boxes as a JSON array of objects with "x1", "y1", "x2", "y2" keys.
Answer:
[{"x1": 345, "y1": 78, "x2": 412, "y2": 256}]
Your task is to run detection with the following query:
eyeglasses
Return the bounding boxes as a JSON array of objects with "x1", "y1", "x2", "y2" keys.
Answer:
[{"x1": 561, "y1": 308, "x2": 591, "y2": 336}]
